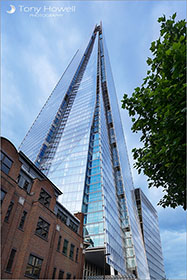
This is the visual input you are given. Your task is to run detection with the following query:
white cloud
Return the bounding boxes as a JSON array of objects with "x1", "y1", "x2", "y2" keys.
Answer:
[
  {"x1": 2, "y1": 1, "x2": 186, "y2": 278},
  {"x1": 23, "y1": 52, "x2": 58, "y2": 105}
]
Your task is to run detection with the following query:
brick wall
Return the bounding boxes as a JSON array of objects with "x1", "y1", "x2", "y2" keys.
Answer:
[{"x1": 1, "y1": 137, "x2": 84, "y2": 279}]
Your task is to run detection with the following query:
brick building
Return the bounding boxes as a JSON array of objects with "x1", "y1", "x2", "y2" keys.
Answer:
[{"x1": 1, "y1": 137, "x2": 84, "y2": 279}]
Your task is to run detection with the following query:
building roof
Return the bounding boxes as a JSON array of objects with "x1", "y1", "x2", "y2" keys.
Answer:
[{"x1": 19, "y1": 150, "x2": 63, "y2": 196}]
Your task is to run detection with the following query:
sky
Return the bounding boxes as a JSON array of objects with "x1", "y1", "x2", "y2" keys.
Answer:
[{"x1": 1, "y1": 0, "x2": 186, "y2": 278}]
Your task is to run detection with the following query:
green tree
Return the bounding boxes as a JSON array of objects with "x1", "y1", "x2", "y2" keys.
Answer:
[{"x1": 122, "y1": 13, "x2": 186, "y2": 210}]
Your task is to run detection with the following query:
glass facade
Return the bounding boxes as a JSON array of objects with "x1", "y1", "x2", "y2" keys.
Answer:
[
  {"x1": 135, "y1": 189, "x2": 165, "y2": 280},
  {"x1": 19, "y1": 24, "x2": 152, "y2": 278},
  {"x1": 43, "y1": 32, "x2": 98, "y2": 213},
  {"x1": 100, "y1": 29, "x2": 150, "y2": 279}
]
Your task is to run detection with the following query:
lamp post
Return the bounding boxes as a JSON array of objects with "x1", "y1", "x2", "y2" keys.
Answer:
[{"x1": 103, "y1": 253, "x2": 110, "y2": 279}]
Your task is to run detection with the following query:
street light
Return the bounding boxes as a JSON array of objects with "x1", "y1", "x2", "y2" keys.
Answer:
[{"x1": 103, "y1": 253, "x2": 111, "y2": 279}]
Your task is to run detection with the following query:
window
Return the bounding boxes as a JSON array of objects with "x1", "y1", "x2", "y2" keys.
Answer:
[
  {"x1": 25, "y1": 254, "x2": 43, "y2": 279},
  {"x1": 86, "y1": 211, "x2": 103, "y2": 223},
  {"x1": 89, "y1": 183, "x2": 101, "y2": 193},
  {"x1": 57, "y1": 209, "x2": 67, "y2": 224},
  {"x1": 4, "y1": 201, "x2": 14, "y2": 222},
  {"x1": 52, "y1": 267, "x2": 56, "y2": 279},
  {"x1": 19, "y1": 211, "x2": 27, "y2": 230},
  {"x1": 0, "y1": 151, "x2": 13, "y2": 175},
  {"x1": 57, "y1": 235, "x2": 62, "y2": 251},
  {"x1": 38, "y1": 188, "x2": 51, "y2": 208},
  {"x1": 107, "y1": 111, "x2": 112, "y2": 124},
  {"x1": 62, "y1": 239, "x2": 69, "y2": 255},
  {"x1": 88, "y1": 166, "x2": 100, "y2": 176},
  {"x1": 69, "y1": 220, "x2": 78, "y2": 233},
  {"x1": 69, "y1": 244, "x2": 75, "y2": 260},
  {"x1": 6, "y1": 248, "x2": 16, "y2": 272},
  {"x1": 66, "y1": 273, "x2": 71, "y2": 279},
  {"x1": 84, "y1": 223, "x2": 104, "y2": 236},
  {"x1": 87, "y1": 201, "x2": 102, "y2": 212},
  {"x1": 58, "y1": 270, "x2": 64, "y2": 279},
  {"x1": 88, "y1": 192, "x2": 102, "y2": 202},
  {"x1": 17, "y1": 170, "x2": 32, "y2": 193},
  {"x1": 35, "y1": 217, "x2": 50, "y2": 239},
  {"x1": 1, "y1": 189, "x2": 6, "y2": 204},
  {"x1": 87, "y1": 174, "x2": 101, "y2": 184},
  {"x1": 75, "y1": 248, "x2": 79, "y2": 262}
]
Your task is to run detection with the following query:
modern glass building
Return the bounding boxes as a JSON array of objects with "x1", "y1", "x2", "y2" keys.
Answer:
[
  {"x1": 19, "y1": 24, "x2": 150, "y2": 278},
  {"x1": 134, "y1": 188, "x2": 165, "y2": 280}
]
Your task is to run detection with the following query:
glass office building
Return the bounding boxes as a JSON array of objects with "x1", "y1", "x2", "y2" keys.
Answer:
[
  {"x1": 19, "y1": 24, "x2": 150, "y2": 278},
  {"x1": 135, "y1": 188, "x2": 165, "y2": 280}
]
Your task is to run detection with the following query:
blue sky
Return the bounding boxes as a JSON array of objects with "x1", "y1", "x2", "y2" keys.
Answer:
[{"x1": 1, "y1": 0, "x2": 186, "y2": 278}]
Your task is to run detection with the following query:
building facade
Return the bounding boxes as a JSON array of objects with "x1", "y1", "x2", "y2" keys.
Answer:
[
  {"x1": 1, "y1": 137, "x2": 84, "y2": 279},
  {"x1": 19, "y1": 24, "x2": 150, "y2": 278},
  {"x1": 134, "y1": 188, "x2": 165, "y2": 280}
]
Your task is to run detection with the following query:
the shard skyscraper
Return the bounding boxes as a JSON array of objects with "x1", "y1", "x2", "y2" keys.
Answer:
[{"x1": 19, "y1": 24, "x2": 150, "y2": 279}]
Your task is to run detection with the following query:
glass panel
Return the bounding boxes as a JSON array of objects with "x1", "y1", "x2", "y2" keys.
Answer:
[
  {"x1": 1, "y1": 152, "x2": 13, "y2": 175},
  {"x1": 25, "y1": 264, "x2": 33, "y2": 276},
  {"x1": 86, "y1": 211, "x2": 103, "y2": 223},
  {"x1": 0, "y1": 152, "x2": 3, "y2": 160},
  {"x1": 22, "y1": 33, "x2": 97, "y2": 215},
  {"x1": 58, "y1": 270, "x2": 64, "y2": 279},
  {"x1": 89, "y1": 183, "x2": 102, "y2": 193},
  {"x1": 84, "y1": 222, "x2": 104, "y2": 236},
  {"x1": 35, "y1": 217, "x2": 50, "y2": 239},
  {"x1": 88, "y1": 175, "x2": 101, "y2": 184},
  {"x1": 4, "y1": 156, "x2": 12, "y2": 168},
  {"x1": 102, "y1": 32, "x2": 150, "y2": 277},
  {"x1": 87, "y1": 234, "x2": 105, "y2": 247},
  {"x1": 88, "y1": 192, "x2": 102, "y2": 202},
  {"x1": 4, "y1": 201, "x2": 14, "y2": 222},
  {"x1": 39, "y1": 188, "x2": 51, "y2": 207},
  {"x1": 1, "y1": 165, "x2": 10, "y2": 175},
  {"x1": 6, "y1": 249, "x2": 16, "y2": 272},
  {"x1": 25, "y1": 254, "x2": 43, "y2": 278},
  {"x1": 1, "y1": 189, "x2": 6, "y2": 204},
  {"x1": 87, "y1": 201, "x2": 103, "y2": 212}
]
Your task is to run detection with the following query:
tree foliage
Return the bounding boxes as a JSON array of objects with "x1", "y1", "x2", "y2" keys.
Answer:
[{"x1": 121, "y1": 13, "x2": 186, "y2": 210}]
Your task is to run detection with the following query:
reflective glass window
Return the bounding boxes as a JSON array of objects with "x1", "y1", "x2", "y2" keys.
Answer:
[
  {"x1": 89, "y1": 183, "x2": 102, "y2": 193},
  {"x1": 84, "y1": 222, "x2": 104, "y2": 236},
  {"x1": 57, "y1": 235, "x2": 62, "y2": 251},
  {"x1": 35, "y1": 217, "x2": 50, "y2": 239},
  {"x1": 69, "y1": 220, "x2": 78, "y2": 233},
  {"x1": 38, "y1": 188, "x2": 51, "y2": 208},
  {"x1": 25, "y1": 254, "x2": 43, "y2": 278},
  {"x1": 1, "y1": 189, "x2": 6, "y2": 204},
  {"x1": 75, "y1": 248, "x2": 79, "y2": 262},
  {"x1": 88, "y1": 175, "x2": 101, "y2": 184},
  {"x1": 62, "y1": 239, "x2": 69, "y2": 255},
  {"x1": 88, "y1": 166, "x2": 100, "y2": 176},
  {"x1": 57, "y1": 209, "x2": 67, "y2": 224},
  {"x1": 58, "y1": 270, "x2": 64, "y2": 279},
  {"x1": 17, "y1": 170, "x2": 32, "y2": 193},
  {"x1": 6, "y1": 248, "x2": 16, "y2": 272},
  {"x1": 69, "y1": 244, "x2": 75, "y2": 260},
  {"x1": 18, "y1": 211, "x2": 27, "y2": 230},
  {"x1": 86, "y1": 211, "x2": 103, "y2": 223},
  {"x1": 87, "y1": 201, "x2": 103, "y2": 212},
  {"x1": 88, "y1": 192, "x2": 102, "y2": 202},
  {"x1": 0, "y1": 151, "x2": 13, "y2": 175},
  {"x1": 4, "y1": 201, "x2": 14, "y2": 222},
  {"x1": 87, "y1": 234, "x2": 105, "y2": 247}
]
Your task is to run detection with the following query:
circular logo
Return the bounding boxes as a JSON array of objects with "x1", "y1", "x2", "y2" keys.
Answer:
[{"x1": 7, "y1": 5, "x2": 16, "y2": 14}]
